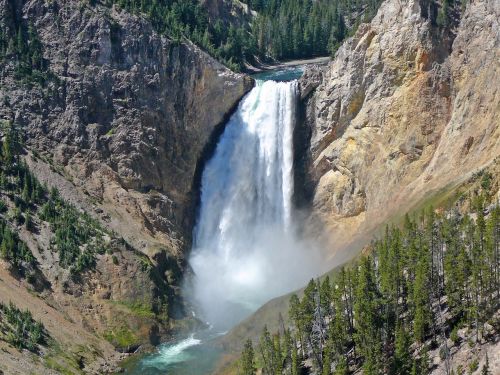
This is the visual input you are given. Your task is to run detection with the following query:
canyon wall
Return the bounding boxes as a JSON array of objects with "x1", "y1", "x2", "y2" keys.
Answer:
[
  {"x1": 0, "y1": 0, "x2": 252, "y2": 372},
  {"x1": 298, "y1": 0, "x2": 499, "y2": 263},
  {"x1": 0, "y1": 0, "x2": 253, "y2": 259}
]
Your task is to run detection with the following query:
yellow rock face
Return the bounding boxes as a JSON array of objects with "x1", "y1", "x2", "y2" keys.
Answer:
[{"x1": 300, "y1": 0, "x2": 500, "y2": 262}]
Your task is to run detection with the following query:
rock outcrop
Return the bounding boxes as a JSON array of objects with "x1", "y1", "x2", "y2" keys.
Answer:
[
  {"x1": 201, "y1": 0, "x2": 255, "y2": 28},
  {"x1": 298, "y1": 0, "x2": 499, "y2": 262},
  {"x1": 0, "y1": 0, "x2": 253, "y2": 259}
]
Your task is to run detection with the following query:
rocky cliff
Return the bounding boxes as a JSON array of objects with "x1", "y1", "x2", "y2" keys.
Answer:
[
  {"x1": 1, "y1": 0, "x2": 253, "y2": 259},
  {"x1": 201, "y1": 0, "x2": 255, "y2": 28},
  {"x1": 298, "y1": 0, "x2": 499, "y2": 263},
  {"x1": 0, "y1": 0, "x2": 252, "y2": 372}
]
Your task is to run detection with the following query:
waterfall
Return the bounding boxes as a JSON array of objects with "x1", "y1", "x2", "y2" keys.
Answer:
[{"x1": 189, "y1": 80, "x2": 320, "y2": 329}]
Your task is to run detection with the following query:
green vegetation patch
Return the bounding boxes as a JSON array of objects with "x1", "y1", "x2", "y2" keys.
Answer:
[
  {"x1": 244, "y1": 191, "x2": 499, "y2": 374},
  {"x1": 103, "y1": 326, "x2": 138, "y2": 349},
  {"x1": 39, "y1": 187, "x2": 109, "y2": 274},
  {"x1": 110, "y1": 300, "x2": 155, "y2": 319},
  {"x1": 44, "y1": 343, "x2": 84, "y2": 375},
  {"x1": 0, "y1": 301, "x2": 46, "y2": 352}
]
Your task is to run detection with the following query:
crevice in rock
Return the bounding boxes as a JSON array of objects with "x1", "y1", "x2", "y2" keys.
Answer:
[{"x1": 293, "y1": 85, "x2": 316, "y2": 210}]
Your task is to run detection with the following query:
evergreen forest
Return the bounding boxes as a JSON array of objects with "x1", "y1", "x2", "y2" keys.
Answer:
[
  {"x1": 0, "y1": 301, "x2": 47, "y2": 352},
  {"x1": 241, "y1": 184, "x2": 499, "y2": 375}
]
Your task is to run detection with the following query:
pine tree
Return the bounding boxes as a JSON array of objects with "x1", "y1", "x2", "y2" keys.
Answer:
[
  {"x1": 259, "y1": 325, "x2": 275, "y2": 374},
  {"x1": 322, "y1": 345, "x2": 332, "y2": 375},
  {"x1": 291, "y1": 335, "x2": 300, "y2": 375},
  {"x1": 392, "y1": 323, "x2": 412, "y2": 375},
  {"x1": 354, "y1": 257, "x2": 382, "y2": 373},
  {"x1": 240, "y1": 339, "x2": 256, "y2": 375},
  {"x1": 413, "y1": 255, "x2": 430, "y2": 343},
  {"x1": 25, "y1": 212, "x2": 33, "y2": 231},
  {"x1": 0, "y1": 172, "x2": 7, "y2": 190},
  {"x1": 0, "y1": 237, "x2": 8, "y2": 259},
  {"x1": 2, "y1": 128, "x2": 13, "y2": 165},
  {"x1": 22, "y1": 172, "x2": 31, "y2": 203},
  {"x1": 334, "y1": 356, "x2": 348, "y2": 375},
  {"x1": 289, "y1": 293, "x2": 306, "y2": 357}
]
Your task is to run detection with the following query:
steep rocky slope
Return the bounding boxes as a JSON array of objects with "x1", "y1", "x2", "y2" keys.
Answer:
[
  {"x1": 298, "y1": 0, "x2": 499, "y2": 263},
  {"x1": 0, "y1": 0, "x2": 252, "y2": 372},
  {"x1": 0, "y1": 0, "x2": 253, "y2": 258}
]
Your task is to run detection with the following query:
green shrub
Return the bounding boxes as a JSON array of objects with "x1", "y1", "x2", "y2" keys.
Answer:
[
  {"x1": 103, "y1": 327, "x2": 137, "y2": 349},
  {"x1": 481, "y1": 172, "x2": 492, "y2": 190},
  {"x1": 450, "y1": 326, "x2": 460, "y2": 345},
  {"x1": 469, "y1": 358, "x2": 479, "y2": 374}
]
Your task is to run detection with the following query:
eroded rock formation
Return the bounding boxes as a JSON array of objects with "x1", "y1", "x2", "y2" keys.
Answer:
[
  {"x1": 298, "y1": 0, "x2": 499, "y2": 262},
  {"x1": 0, "y1": 0, "x2": 253, "y2": 259}
]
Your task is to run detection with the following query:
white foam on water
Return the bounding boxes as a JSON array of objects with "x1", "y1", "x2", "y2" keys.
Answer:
[{"x1": 141, "y1": 335, "x2": 201, "y2": 368}]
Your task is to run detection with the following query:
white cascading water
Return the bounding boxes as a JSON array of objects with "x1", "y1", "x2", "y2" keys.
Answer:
[{"x1": 189, "y1": 80, "x2": 322, "y2": 329}]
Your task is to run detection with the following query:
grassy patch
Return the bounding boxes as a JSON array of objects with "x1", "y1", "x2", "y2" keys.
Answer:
[
  {"x1": 110, "y1": 300, "x2": 155, "y2": 319},
  {"x1": 44, "y1": 342, "x2": 82, "y2": 375},
  {"x1": 103, "y1": 326, "x2": 138, "y2": 348},
  {"x1": 410, "y1": 184, "x2": 462, "y2": 215}
]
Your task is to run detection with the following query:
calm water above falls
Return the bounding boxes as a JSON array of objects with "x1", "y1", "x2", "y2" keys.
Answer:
[
  {"x1": 251, "y1": 65, "x2": 304, "y2": 81},
  {"x1": 122, "y1": 68, "x2": 322, "y2": 375}
]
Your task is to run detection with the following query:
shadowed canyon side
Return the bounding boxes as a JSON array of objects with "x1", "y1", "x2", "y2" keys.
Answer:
[
  {"x1": 298, "y1": 0, "x2": 500, "y2": 263},
  {"x1": 189, "y1": 80, "x2": 324, "y2": 330}
]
